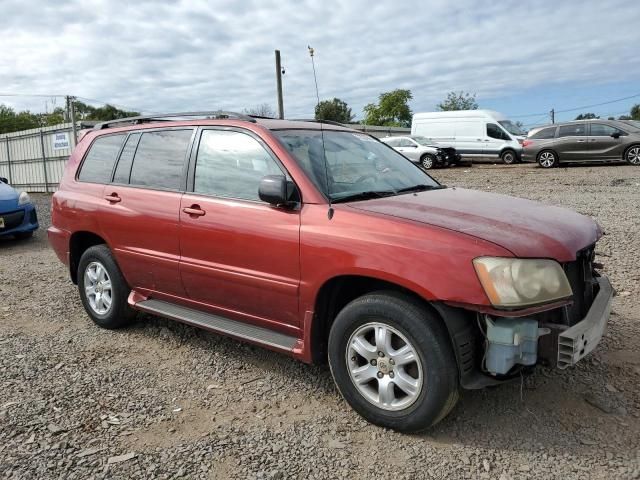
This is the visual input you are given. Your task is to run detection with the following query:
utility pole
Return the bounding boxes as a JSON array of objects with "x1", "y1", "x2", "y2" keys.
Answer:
[
  {"x1": 550, "y1": 108, "x2": 555, "y2": 124},
  {"x1": 275, "y1": 50, "x2": 284, "y2": 119},
  {"x1": 69, "y1": 96, "x2": 78, "y2": 146}
]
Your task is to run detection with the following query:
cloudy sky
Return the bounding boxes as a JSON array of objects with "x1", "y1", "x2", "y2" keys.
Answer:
[{"x1": 2, "y1": 0, "x2": 639, "y2": 126}]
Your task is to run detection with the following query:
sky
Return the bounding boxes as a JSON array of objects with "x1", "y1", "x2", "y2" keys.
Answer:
[{"x1": 1, "y1": 0, "x2": 639, "y2": 128}]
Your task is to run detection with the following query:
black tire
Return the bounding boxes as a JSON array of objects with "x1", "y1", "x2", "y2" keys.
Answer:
[
  {"x1": 537, "y1": 150, "x2": 558, "y2": 168},
  {"x1": 328, "y1": 291, "x2": 459, "y2": 432},
  {"x1": 501, "y1": 149, "x2": 517, "y2": 165},
  {"x1": 13, "y1": 231, "x2": 34, "y2": 240},
  {"x1": 77, "y1": 244, "x2": 136, "y2": 329},
  {"x1": 624, "y1": 145, "x2": 640, "y2": 165},
  {"x1": 420, "y1": 154, "x2": 437, "y2": 170}
]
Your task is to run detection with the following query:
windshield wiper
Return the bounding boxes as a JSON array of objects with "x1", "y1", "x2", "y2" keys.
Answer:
[
  {"x1": 395, "y1": 184, "x2": 446, "y2": 194},
  {"x1": 331, "y1": 190, "x2": 395, "y2": 203}
]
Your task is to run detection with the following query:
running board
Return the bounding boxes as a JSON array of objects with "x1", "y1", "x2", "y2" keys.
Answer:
[{"x1": 135, "y1": 299, "x2": 298, "y2": 351}]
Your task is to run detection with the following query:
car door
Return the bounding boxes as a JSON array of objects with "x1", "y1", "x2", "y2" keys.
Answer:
[
  {"x1": 454, "y1": 120, "x2": 484, "y2": 159},
  {"x1": 99, "y1": 128, "x2": 195, "y2": 297},
  {"x1": 485, "y1": 123, "x2": 510, "y2": 160},
  {"x1": 555, "y1": 124, "x2": 589, "y2": 160},
  {"x1": 179, "y1": 128, "x2": 301, "y2": 327},
  {"x1": 395, "y1": 138, "x2": 420, "y2": 161},
  {"x1": 588, "y1": 123, "x2": 627, "y2": 160}
]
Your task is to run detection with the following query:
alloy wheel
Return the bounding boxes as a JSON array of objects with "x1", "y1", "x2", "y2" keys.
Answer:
[
  {"x1": 422, "y1": 156, "x2": 434, "y2": 169},
  {"x1": 539, "y1": 151, "x2": 556, "y2": 168},
  {"x1": 628, "y1": 147, "x2": 640, "y2": 165},
  {"x1": 84, "y1": 261, "x2": 113, "y2": 315},
  {"x1": 346, "y1": 322, "x2": 423, "y2": 411}
]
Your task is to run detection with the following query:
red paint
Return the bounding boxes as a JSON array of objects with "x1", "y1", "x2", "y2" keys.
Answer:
[{"x1": 49, "y1": 119, "x2": 603, "y2": 363}]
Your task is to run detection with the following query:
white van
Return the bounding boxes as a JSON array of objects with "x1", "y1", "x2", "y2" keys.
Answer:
[{"x1": 411, "y1": 110, "x2": 525, "y2": 164}]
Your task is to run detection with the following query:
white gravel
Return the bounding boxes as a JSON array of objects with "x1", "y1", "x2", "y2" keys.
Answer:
[{"x1": 1, "y1": 163, "x2": 639, "y2": 479}]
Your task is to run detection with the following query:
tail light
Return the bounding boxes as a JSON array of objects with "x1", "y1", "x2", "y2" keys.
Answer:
[{"x1": 522, "y1": 139, "x2": 533, "y2": 148}]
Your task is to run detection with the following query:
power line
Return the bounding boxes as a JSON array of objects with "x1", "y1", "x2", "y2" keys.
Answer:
[{"x1": 554, "y1": 93, "x2": 640, "y2": 114}]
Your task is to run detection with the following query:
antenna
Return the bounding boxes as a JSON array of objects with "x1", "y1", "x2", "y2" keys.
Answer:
[{"x1": 308, "y1": 45, "x2": 334, "y2": 220}]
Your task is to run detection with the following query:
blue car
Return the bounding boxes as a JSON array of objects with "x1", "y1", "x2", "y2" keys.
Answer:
[{"x1": 0, "y1": 177, "x2": 39, "y2": 239}]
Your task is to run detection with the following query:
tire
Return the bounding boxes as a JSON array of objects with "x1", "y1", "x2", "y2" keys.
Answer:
[
  {"x1": 77, "y1": 244, "x2": 136, "y2": 329},
  {"x1": 501, "y1": 150, "x2": 517, "y2": 165},
  {"x1": 625, "y1": 145, "x2": 640, "y2": 165},
  {"x1": 420, "y1": 154, "x2": 436, "y2": 170},
  {"x1": 538, "y1": 150, "x2": 558, "y2": 168},
  {"x1": 13, "y1": 231, "x2": 34, "y2": 240},
  {"x1": 328, "y1": 291, "x2": 459, "y2": 432}
]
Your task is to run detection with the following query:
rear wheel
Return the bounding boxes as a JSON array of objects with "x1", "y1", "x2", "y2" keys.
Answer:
[
  {"x1": 538, "y1": 150, "x2": 558, "y2": 168},
  {"x1": 625, "y1": 145, "x2": 640, "y2": 165},
  {"x1": 501, "y1": 150, "x2": 517, "y2": 165},
  {"x1": 328, "y1": 291, "x2": 459, "y2": 432},
  {"x1": 78, "y1": 245, "x2": 136, "y2": 329},
  {"x1": 421, "y1": 154, "x2": 436, "y2": 170}
]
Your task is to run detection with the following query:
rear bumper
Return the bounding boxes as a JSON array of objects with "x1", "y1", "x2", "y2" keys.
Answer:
[
  {"x1": 557, "y1": 276, "x2": 613, "y2": 369},
  {"x1": 47, "y1": 225, "x2": 71, "y2": 267},
  {"x1": 0, "y1": 204, "x2": 39, "y2": 237}
]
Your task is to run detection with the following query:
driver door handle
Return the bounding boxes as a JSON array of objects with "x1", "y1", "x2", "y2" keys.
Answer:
[
  {"x1": 104, "y1": 193, "x2": 121, "y2": 203},
  {"x1": 182, "y1": 205, "x2": 206, "y2": 217}
]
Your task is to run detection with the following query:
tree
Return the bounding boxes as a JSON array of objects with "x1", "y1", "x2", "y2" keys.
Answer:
[
  {"x1": 575, "y1": 113, "x2": 599, "y2": 120},
  {"x1": 436, "y1": 91, "x2": 478, "y2": 111},
  {"x1": 363, "y1": 89, "x2": 413, "y2": 127},
  {"x1": 608, "y1": 117, "x2": 615, "y2": 120},
  {"x1": 0, "y1": 105, "x2": 40, "y2": 134},
  {"x1": 243, "y1": 103, "x2": 276, "y2": 118},
  {"x1": 315, "y1": 98, "x2": 354, "y2": 123},
  {"x1": 618, "y1": 115, "x2": 632, "y2": 120},
  {"x1": 630, "y1": 104, "x2": 640, "y2": 120},
  {"x1": 515, "y1": 121, "x2": 525, "y2": 130}
]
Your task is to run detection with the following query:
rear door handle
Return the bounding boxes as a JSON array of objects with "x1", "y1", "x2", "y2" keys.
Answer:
[
  {"x1": 182, "y1": 205, "x2": 206, "y2": 217},
  {"x1": 577, "y1": 139, "x2": 587, "y2": 143},
  {"x1": 104, "y1": 193, "x2": 121, "y2": 203}
]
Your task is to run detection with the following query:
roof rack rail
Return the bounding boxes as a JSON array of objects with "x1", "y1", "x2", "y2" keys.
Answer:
[
  {"x1": 93, "y1": 111, "x2": 256, "y2": 130},
  {"x1": 290, "y1": 119, "x2": 346, "y2": 127}
]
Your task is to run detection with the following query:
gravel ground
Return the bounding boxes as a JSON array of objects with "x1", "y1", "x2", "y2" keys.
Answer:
[{"x1": 1, "y1": 163, "x2": 639, "y2": 479}]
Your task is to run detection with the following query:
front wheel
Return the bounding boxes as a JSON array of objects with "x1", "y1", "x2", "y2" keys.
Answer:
[
  {"x1": 421, "y1": 154, "x2": 436, "y2": 170},
  {"x1": 328, "y1": 292, "x2": 459, "y2": 432},
  {"x1": 78, "y1": 245, "x2": 136, "y2": 329},
  {"x1": 626, "y1": 146, "x2": 640, "y2": 165},
  {"x1": 538, "y1": 150, "x2": 558, "y2": 168},
  {"x1": 501, "y1": 150, "x2": 517, "y2": 165}
]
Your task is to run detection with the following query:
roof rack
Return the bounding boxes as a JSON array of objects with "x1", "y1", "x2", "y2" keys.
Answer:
[
  {"x1": 93, "y1": 111, "x2": 256, "y2": 130},
  {"x1": 290, "y1": 119, "x2": 346, "y2": 127}
]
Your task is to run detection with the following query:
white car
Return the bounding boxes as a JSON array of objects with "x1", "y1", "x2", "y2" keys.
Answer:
[
  {"x1": 381, "y1": 136, "x2": 462, "y2": 169},
  {"x1": 411, "y1": 110, "x2": 524, "y2": 164}
]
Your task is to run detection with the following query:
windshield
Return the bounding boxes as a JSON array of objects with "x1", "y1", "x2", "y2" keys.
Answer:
[
  {"x1": 498, "y1": 120, "x2": 526, "y2": 136},
  {"x1": 411, "y1": 136, "x2": 436, "y2": 146},
  {"x1": 274, "y1": 130, "x2": 440, "y2": 202}
]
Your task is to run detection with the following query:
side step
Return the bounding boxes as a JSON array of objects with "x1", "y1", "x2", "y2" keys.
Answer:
[{"x1": 135, "y1": 299, "x2": 298, "y2": 351}]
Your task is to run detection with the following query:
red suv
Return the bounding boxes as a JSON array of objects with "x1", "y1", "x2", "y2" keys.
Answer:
[{"x1": 49, "y1": 112, "x2": 612, "y2": 432}]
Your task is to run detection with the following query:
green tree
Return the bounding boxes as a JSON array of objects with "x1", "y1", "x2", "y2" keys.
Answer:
[
  {"x1": 630, "y1": 104, "x2": 640, "y2": 120},
  {"x1": 618, "y1": 115, "x2": 632, "y2": 120},
  {"x1": 363, "y1": 89, "x2": 413, "y2": 127},
  {"x1": 0, "y1": 105, "x2": 40, "y2": 134},
  {"x1": 436, "y1": 91, "x2": 478, "y2": 111},
  {"x1": 575, "y1": 113, "x2": 599, "y2": 120},
  {"x1": 315, "y1": 98, "x2": 354, "y2": 123}
]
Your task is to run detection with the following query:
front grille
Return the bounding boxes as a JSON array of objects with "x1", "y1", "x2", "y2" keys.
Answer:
[
  {"x1": 563, "y1": 245, "x2": 597, "y2": 326},
  {"x1": 0, "y1": 210, "x2": 25, "y2": 230}
]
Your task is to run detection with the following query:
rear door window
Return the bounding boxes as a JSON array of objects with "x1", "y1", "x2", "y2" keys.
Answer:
[
  {"x1": 590, "y1": 123, "x2": 626, "y2": 137},
  {"x1": 129, "y1": 129, "x2": 193, "y2": 190},
  {"x1": 193, "y1": 129, "x2": 284, "y2": 202},
  {"x1": 113, "y1": 133, "x2": 141, "y2": 184},
  {"x1": 558, "y1": 124, "x2": 586, "y2": 137},
  {"x1": 530, "y1": 127, "x2": 557, "y2": 139},
  {"x1": 78, "y1": 134, "x2": 126, "y2": 183}
]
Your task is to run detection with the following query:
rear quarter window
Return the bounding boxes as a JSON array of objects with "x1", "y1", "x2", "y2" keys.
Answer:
[
  {"x1": 78, "y1": 134, "x2": 126, "y2": 183},
  {"x1": 530, "y1": 127, "x2": 557, "y2": 139}
]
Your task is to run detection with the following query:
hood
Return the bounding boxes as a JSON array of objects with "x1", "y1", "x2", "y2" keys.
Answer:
[
  {"x1": 349, "y1": 188, "x2": 600, "y2": 261},
  {"x1": 0, "y1": 181, "x2": 19, "y2": 211}
]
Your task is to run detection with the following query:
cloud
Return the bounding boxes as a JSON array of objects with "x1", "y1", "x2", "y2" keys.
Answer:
[{"x1": 1, "y1": 0, "x2": 639, "y2": 118}]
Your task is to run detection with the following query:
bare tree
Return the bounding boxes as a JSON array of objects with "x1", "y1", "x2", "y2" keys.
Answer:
[{"x1": 243, "y1": 103, "x2": 276, "y2": 118}]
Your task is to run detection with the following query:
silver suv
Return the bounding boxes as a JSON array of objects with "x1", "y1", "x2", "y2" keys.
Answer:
[
  {"x1": 523, "y1": 120, "x2": 640, "y2": 168},
  {"x1": 381, "y1": 136, "x2": 461, "y2": 169}
]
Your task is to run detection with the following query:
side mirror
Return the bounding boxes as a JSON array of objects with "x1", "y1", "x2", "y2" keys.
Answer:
[
  {"x1": 259, "y1": 175, "x2": 295, "y2": 207},
  {"x1": 611, "y1": 132, "x2": 621, "y2": 139},
  {"x1": 0, "y1": 177, "x2": 7, "y2": 184}
]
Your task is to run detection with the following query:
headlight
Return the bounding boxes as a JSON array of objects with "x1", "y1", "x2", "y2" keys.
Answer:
[
  {"x1": 473, "y1": 257, "x2": 572, "y2": 308},
  {"x1": 18, "y1": 191, "x2": 31, "y2": 206}
]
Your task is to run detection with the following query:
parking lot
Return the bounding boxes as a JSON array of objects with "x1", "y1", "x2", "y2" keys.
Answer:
[{"x1": 1, "y1": 163, "x2": 639, "y2": 479}]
